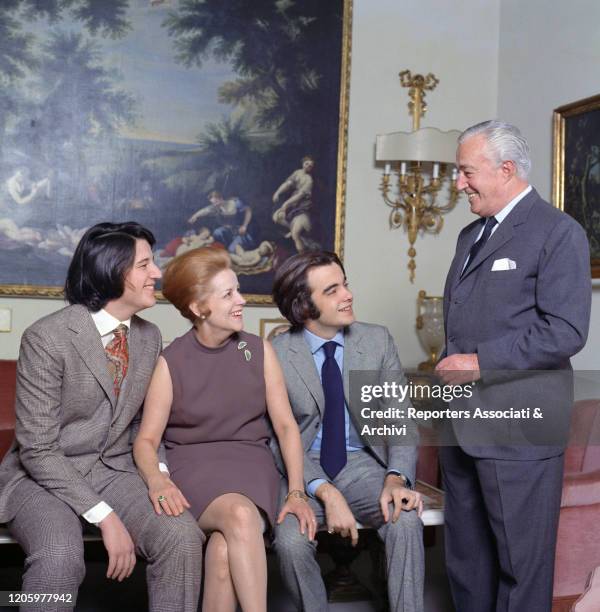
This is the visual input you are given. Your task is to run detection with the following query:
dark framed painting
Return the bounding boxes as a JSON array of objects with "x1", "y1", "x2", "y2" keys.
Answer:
[
  {"x1": 553, "y1": 93, "x2": 600, "y2": 278},
  {"x1": 0, "y1": 0, "x2": 351, "y2": 303}
]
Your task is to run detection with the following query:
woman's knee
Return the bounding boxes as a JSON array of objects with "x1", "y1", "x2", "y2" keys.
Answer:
[{"x1": 223, "y1": 497, "x2": 262, "y2": 540}]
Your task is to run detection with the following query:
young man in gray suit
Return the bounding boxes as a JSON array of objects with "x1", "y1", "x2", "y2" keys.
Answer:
[
  {"x1": 0, "y1": 222, "x2": 204, "y2": 611},
  {"x1": 271, "y1": 251, "x2": 424, "y2": 612},
  {"x1": 436, "y1": 121, "x2": 591, "y2": 612}
]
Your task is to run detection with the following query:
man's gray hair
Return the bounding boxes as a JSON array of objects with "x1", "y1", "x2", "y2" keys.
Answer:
[{"x1": 458, "y1": 120, "x2": 531, "y2": 179}]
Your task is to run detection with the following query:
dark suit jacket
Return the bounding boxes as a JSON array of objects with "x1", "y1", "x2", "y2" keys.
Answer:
[
  {"x1": 0, "y1": 304, "x2": 161, "y2": 522},
  {"x1": 270, "y1": 322, "x2": 418, "y2": 487},
  {"x1": 443, "y1": 188, "x2": 591, "y2": 459}
]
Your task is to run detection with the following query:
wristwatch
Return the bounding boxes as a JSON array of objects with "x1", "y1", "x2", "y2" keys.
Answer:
[{"x1": 387, "y1": 471, "x2": 413, "y2": 489}]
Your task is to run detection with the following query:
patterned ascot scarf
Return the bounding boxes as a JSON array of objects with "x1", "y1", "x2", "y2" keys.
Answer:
[{"x1": 105, "y1": 324, "x2": 129, "y2": 397}]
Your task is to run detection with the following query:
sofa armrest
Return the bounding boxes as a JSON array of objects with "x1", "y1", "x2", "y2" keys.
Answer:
[{"x1": 561, "y1": 469, "x2": 600, "y2": 508}]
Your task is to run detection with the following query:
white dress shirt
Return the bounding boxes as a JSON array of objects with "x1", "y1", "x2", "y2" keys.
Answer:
[
  {"x1": 479, "y1": 184, "x2": 532, "y2": 239},
  {"x1": 463, "y1": 185, "x2": 532, "y2": 272}
]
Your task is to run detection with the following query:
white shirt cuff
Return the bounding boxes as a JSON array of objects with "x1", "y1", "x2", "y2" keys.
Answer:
[
  {"x1": 158, "y1": 462, "x2": 169, "y2": 474},
  {"x1": 82, "y1": 501, "x2": 113, "y2": 525}
]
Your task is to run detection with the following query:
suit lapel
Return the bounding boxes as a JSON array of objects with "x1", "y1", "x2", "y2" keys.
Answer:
[
  {"x1": 458, "y1": 189, "x2": 536, "y2": 283},
  {"x1": 288, "y1": 332, "x2": 325, "y2": 415},
  {"x1": 450, "y1": 221, "x2": 481, "y2": 290},
  {"x1": 68, "y1": 306, "x2": 116, "y2": 409},
  {"x1": 460, "y1": 221, "x2": 515, "y2": 281},
  {"x1": 342, "y1": 324, "x2": 364, "y2": 401}
]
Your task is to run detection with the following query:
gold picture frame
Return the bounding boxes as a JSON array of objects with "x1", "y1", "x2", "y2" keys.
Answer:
[
  {"x1": 259, "y1": 318, "x2": 290, "y2": 341},
  {"x1": 553, "y1": 93, "x2": 600, "y2": 278},
  {"x1": 0, "y1": 0, "x2": 352, "y2": 302}
]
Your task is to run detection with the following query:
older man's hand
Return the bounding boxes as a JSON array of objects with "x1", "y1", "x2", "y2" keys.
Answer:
[{"x1": 435, "y1": 353, "x2": 480, "y2": 385}]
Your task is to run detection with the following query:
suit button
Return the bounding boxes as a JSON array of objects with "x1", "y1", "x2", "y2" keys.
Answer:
[{"x1": 315, "y1": 424, "x2": 319, "y2": 428}]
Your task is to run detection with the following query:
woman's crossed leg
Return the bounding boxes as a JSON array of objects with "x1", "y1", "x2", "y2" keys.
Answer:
[{"x1": 198, "y1": 493, "x2": 267, "y2": 612}]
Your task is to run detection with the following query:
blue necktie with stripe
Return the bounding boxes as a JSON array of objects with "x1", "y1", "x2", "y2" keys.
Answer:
[
  {"x1": 461, "y1": 216, "x2": 498, "y2": 277},
  {"x1": 320, "y1": 341, "x2": 347, "y2": 479}
]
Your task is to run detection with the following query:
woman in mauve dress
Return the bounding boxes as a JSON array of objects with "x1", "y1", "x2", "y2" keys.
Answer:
[{"x1": 133, "y1": 247, "x2": 315, "y2": 612}]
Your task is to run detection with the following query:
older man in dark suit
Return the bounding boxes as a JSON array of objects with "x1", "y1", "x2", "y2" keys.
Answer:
[
  {"x1": 270, "y1": 251, "x2": 424, "y2": 612},
  {"x1": 0, "y1": 222, "x2": 203, "y2": 611},
  {"x1": 436, "y1": 120, "x2": 592, "y2": 612}
]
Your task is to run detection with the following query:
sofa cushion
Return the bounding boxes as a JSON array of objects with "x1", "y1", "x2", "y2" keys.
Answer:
[{"x1": 0, "y1": 360, "x2": 17, "y2": 461}]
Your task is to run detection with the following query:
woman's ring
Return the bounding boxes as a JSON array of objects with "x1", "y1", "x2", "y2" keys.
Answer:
[
  {"x1": 327, "y1": 528, "x2": 334, "y2": 534},
  {"x1": 158, "y1": 495, "x2": 167, "y2": 502}
]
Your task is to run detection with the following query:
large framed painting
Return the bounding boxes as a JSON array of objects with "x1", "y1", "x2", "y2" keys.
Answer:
[
  {"x1": 553, "y1": 93, "x2": 600, "y2": 278},
  {"x1": 0, "y1": 0, "x2": 351, "y2": 303}
]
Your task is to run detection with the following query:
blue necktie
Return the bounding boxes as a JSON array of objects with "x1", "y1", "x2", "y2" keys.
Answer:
[
  {"x1": 461, "y1": 216, "x2": 498, "y2": 277},
  {"x1": 320, "y1": 341, "x2": 347, "y2": 479}
]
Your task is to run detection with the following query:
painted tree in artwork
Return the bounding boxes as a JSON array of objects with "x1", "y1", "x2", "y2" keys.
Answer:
[
  {"x1": 42, "y1": 32, "x2": 135, "y2": 141},
  {"x1": 59, "y1": 0, "x2": 131, "y2": 37},
  {"x1": 12, "y1": 31, "x2": 136, "y2": 188},
  {"x1": 165, "y1": 0, "x2": 344, "y2": 157},
  {"x1": 0, "y1": 2, "x2": 39, "y2": 161},
  {"x1": 0, "y1": 0, "x2": 132, "y2": 167},
  {"x1": 198, "y1": 116, "x2": 260, "y2": 195}
]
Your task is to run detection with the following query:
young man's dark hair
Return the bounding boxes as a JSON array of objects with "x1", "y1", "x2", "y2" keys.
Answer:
[
  {"x1": 272, "y1": 250, "x2": 345, "y2": 329},
  {"x1": 64, "y1": 222, "x2": 155, "y2": 311}
]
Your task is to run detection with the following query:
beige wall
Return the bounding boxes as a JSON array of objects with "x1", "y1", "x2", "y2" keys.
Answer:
[
  {"x1": 343, "y1": 0, "x2": 499, "y2": 366},
  {"x1": 497, "y1": 0, "x2": 600, "y2": 368}
]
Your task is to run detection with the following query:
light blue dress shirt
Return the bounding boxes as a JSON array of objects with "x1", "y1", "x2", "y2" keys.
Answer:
[{"x1": 303, "y1": 328, "x2": 363, "y2": 497}]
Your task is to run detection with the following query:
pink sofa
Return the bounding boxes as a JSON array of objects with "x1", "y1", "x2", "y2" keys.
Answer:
[
  {"x1": 573, "y1": 566, "x2": 600, "y2": 612},
  {"x1": 0, "y1": 360, "x2": 17, "y2": 461},
  {"x1": 553, "y1": 399, "x2": 600, "y2": 611}
]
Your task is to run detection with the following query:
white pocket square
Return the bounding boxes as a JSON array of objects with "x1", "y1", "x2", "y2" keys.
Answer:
[{"x1": 491, "y1": 258, "x2": 517, "y2": 271}]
